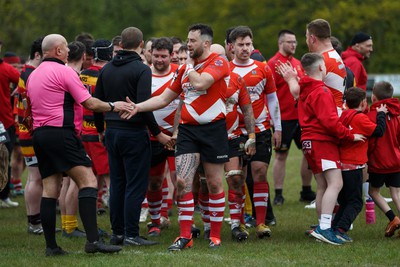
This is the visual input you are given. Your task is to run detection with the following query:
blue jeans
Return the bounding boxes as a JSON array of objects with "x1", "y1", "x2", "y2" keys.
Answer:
[{"x1": 106, "y1": 128, "x2": 150, "y2": 237}]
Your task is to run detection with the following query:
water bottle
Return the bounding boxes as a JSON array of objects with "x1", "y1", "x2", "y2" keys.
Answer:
[{"x1": 366, "y1": 198, "x2": 376, "y2": 224}]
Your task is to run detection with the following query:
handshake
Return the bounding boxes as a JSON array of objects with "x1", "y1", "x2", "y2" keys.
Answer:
[{"x1": 113, "y1": 97, "x2": 139, "y2": 120}]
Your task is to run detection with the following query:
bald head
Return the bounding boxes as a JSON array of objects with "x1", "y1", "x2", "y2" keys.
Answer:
[
  {"x1": 42, "y1": 34, "x2": 69, "y2": 63},
  {"x1": 210, "y1": 44, "x2": 226, "y2": 58}
]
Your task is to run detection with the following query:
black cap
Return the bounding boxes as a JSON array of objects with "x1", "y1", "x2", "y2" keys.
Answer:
[{"x1": 350, "y1": 32, "x2": 372, "y2": 46}]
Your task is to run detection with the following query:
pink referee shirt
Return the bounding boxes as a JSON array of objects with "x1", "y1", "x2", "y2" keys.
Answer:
[{"x1": 27, "y1": 59, "x2": 90, "y2": 133}]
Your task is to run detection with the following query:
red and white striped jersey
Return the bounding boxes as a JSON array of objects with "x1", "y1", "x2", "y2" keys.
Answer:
[
  {"x1": 151, "y1": 63, "x2": 179, "y2": 137},
  {"x1": 322, "y1": 49, "x2": 347, "y2": 109},
  {"x1": 230, "y1": 59, "x2": 277, "y2": 133},
  {"x1": 169, "y1": 53, "x2": 230, "y2": 125},
  {"x1": 225, "y1": 72, "x2": 251, "y2": 140}
]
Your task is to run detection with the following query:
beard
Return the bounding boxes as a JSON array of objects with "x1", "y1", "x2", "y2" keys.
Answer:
[
  {"x1": 191, "y1": 47, "x2": 203, "y2": 59},
  {"x1": 154, "y1": 63, "x2": 168, "y2": 72}
]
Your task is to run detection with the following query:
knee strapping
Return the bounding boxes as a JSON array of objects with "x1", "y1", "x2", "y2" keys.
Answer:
[{"x1": 225, "y1": 170, "x2": 243, "y2": 179}]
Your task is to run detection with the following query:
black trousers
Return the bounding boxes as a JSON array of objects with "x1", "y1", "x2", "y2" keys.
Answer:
[{"x1": 332, "y1": 169, "x2": 364, "y2": 231}]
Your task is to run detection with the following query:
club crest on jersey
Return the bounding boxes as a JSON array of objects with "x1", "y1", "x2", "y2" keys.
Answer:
[
  {"x1": 214, "y1": 59, "x2": 223, "y2": 67},
  {"x1": 252, "y1": 70, "x2": 257, "y2": 75}
]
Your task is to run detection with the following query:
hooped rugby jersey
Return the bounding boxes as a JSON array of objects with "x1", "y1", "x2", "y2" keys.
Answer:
[
  {"x1": 230, "y1": 59, "x2": 277, "y2": 133},
  {"x1": 151, "y1": 63, "x2": 179, "y2": 138},
  {"x1": 169, "y1": 53, "x2": 230, "y2": 125},
  {"x1": 80, "y1": 65, "x2": 102, "y2": 139},
  {"x1": 16, "y1": 64, "x2": 36, "y2": 158}
]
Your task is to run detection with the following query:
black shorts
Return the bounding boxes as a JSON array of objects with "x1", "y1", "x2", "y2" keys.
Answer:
[
  {"x1": 368, "y1": 172, "x2": 400, "y2": 188},
  {"x1": 228, "y1": 136, "x2": 246, "y2": 159},
  {"x1": 176, "y1": 120, "x2": 229, "y2": 164},
  {"x1": 151, "y1": 140, "x2": 174, "y2": 167},
  {"x1": 33, "y1": 127, "x2": 92, "y2": 179},
  {"x1": 275, "y1": 120, "x2": 301, "y2": 152},
  {"x1": 243, "y1": 130, "x2": 272, "y2": 164}
]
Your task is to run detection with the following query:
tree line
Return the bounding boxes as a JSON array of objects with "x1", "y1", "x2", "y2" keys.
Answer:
[{"x1": 1, "y1": 0, "x2": 399, "y2": 73}]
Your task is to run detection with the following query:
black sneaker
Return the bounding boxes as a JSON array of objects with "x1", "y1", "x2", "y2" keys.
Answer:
[
  {"x1": 97, "y1": 207, "x2": 107, "y2": 215},
  {"x1": 85, "y1": 238, "x2": 122, "y2": 254},
  {"x1": 299, "y1": 190, "x2": 316, "y2": 202},
  {"x1": 124, "y1": 236, "x2": 159, "y2": 246},
  {"x1": 62, "y1": 228, "x2": 86, "y2": 238},
  {"x1": 110, "y1": 234, "x2": 124, "y2": 245},
  {"x1": 167, "y1": 237, "x2": 193, "y2": 251},
  {"x1": 98, "y1": 227, "x2": 110, "y2": 238},
  {"x1": 231, "y1": 226, "x2": 248, "y2": 241},
  {"x1": 45, "y1": 246, "x2": 68, "y2": 257},
  {"x1": 273, "y1": 194, "x2": 284, "y2": 205},
  {"x1": 191, "y1": 225, "x2": 201, "y2": 238}
]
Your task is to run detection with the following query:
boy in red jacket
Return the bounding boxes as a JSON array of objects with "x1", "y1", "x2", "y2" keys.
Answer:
[
  {"x1": 280, "y1": 53, "x2": 365, "y2": 245},
  {"x1": 367, "y1": 81, "x2": 400, "y2": 238},
  {"x1": 333, "y1": 87, "x2": 387, "y2": 242}
]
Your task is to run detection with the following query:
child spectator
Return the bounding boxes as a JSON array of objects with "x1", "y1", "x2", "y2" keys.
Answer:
[
  {"x1": 333, "y1": 87, "x2": 388, "y2": 242},
  {"x1": 367, "y1": 81, "x2": 400, "y2": 237}
]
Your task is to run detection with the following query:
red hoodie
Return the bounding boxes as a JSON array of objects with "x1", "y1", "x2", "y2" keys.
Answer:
[
  {"x1": 339, "y1": 109, "x2": 377, "y2": 165},
  {"x1": 367, "y1": 98, "x2": 400, "y2": 174},
  {"x1": 342, "y1": 47, "x2": 367, "y2": 90},
  {"x1": 298, "y1": 76, "x2": 354, "y2": 143}
]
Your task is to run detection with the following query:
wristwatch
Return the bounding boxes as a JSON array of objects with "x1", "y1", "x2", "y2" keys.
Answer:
[{"x1": 108, "y1": 102, "x2": 115, "y2": 112}]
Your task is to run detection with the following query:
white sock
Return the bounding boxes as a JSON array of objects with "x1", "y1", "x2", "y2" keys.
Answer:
[
  {"x1": 363, "y1": 182, "x2": 370, "y2": 199},
  {"x1": 320, "y1": 214, "x2": 332, "y2": 230}
]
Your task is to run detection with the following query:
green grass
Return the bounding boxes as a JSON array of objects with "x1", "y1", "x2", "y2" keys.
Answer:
[{"x1": 0, "y1": 148, "x2": 397, "y2": 267}]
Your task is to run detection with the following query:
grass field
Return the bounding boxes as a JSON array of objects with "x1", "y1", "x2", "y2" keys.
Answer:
[{"x1": 0, "y1": 148, "x2": 398, "y2": 267}]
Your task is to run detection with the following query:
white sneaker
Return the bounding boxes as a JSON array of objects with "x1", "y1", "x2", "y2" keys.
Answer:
[
  {"x1": 160, "y1": 216, "x2": 171, "y2": 229},
  {"x1": 140, "y1": 207, "x2": 149, "y2": 222},
  {"x1": 0, "y1": 198, "x2": 19, "y2": 208},
  {"x1": 305, "y1": 200, "x2": 316, "y2": 209}
]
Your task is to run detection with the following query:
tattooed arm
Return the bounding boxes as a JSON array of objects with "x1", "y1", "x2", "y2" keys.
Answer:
[{"x1": 241, "y1": 103, "x2": 256, "y2": 156}]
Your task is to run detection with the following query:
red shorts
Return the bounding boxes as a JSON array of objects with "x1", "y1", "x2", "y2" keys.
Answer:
[
  {"x1": 150, "y1": 157, "x2": 176, "y2": 177},
  {"x1": 167, "y1": 156, "x2": 175, "y2": 172},
  {"x1": 83, "y1": 141, "x2": 109, "y2": 176},
  {"x1": 302, "y1": 140, "x2": 340, "y2": 174}
]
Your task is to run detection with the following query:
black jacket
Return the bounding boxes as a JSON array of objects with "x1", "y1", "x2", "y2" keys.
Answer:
[{"x1": 94, "y1": 50, "x2": 160, "y2": 136}]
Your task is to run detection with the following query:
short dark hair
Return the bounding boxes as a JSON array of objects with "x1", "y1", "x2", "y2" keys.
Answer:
[
  {"x1": 307, "y1": 19, "x2": 331, "y2": 39},
  {"x1": 344, "y1": 87, "x2": 366, "y2": 108},
  {"x1": 229, "y1": 26, "x2": 253, "y2": 43},
  {"x1": 300, "y1": 52, "x2": 324, "y2": 74},
  {"x1": 152, "y1": 37, "x2": 173, "y2": 54},
  {"x1": 278, "y1": 29, "x2": 295, "y2": 39},
  {"x1": 188, "y1": 23, "x2": 213, "y2": 41},
  {"x1": 75, "y1": 32, "x2": 95, "y2": 57},
  {"x1": 68, "y1": 41, "x2": 86, "y2": 62},
  {"x1": 373, "y1": 81, "x2": 394, "y2": 100},
  {"x1": 225, "y1": 27, "x2": 236, "y2": 44},
  {"x1": 330, "y1": 36, "x2": 343, "y2": 55},
  {"x1": 178, "y1": 44, "x2": 188, "y2": 53},
  {"x1": 112, "y1": 35, "x2": 121, "y2": 46},
  {"x1": 170, "y1": 36, "x2": 182, "y2": 45},
  {"x1": 121, "y1": 27, "x2": 143, "y2": 50},
  {"x1": 30, "y1": 37, "x2": 44, "y2": 60}
]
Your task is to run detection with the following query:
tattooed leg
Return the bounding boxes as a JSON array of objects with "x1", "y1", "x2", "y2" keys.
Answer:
[{"x1": 175, "y1": 153, "x2": 200, "y2": 198}]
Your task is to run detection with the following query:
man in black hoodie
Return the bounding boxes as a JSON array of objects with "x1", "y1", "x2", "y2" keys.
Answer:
[{"x1": 94, "y1": 27, "x2": 170, "y2": 246}]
